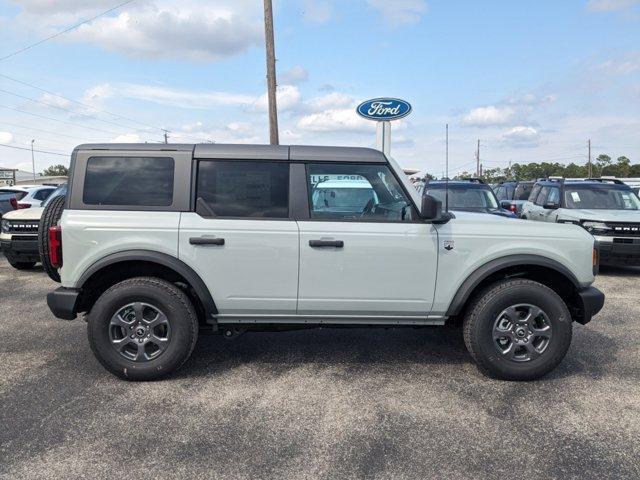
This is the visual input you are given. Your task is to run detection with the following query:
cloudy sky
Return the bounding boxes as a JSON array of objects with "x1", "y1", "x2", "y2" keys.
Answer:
[{"x1": 0, "y1": 0, "x2": 639, "y2": 175}]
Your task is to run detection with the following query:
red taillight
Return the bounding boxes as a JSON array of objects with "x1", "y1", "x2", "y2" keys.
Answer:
[
  {"x1": 9, "y1": 197, "x2": 17, "y2": 210},
  {"x1": 509, "y1": 204, "x2": 517, "y2": 213},
  {"x1": 17, "y1": 203, "x2": 31, "y2": 209},
  {"x1": 48, "y1": 225, "x2": 63, "y2": 268}
]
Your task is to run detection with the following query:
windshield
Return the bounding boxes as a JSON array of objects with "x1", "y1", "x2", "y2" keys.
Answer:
[
  {"x1": 427, "y1": 186, "x2": 499, "y2": 210},
  {"x1": 42, "y1": 184, "x2": 67, "y2": 207},
  {"x1": 563, "y1": 185, "x2": 640, "y2": 210}
]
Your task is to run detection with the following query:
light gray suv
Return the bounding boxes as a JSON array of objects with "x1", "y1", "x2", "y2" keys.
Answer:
[{"x1": 46, "y1": 143, "x2": 604, "y2": 381}]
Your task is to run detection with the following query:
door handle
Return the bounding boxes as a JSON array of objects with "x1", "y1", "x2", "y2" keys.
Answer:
[
  {"x1": 189, "y1": 236, "x2": 225, "y2": 246},
  {"x1": 309, "y1": 239, "x2": 344, "y2": 248}
]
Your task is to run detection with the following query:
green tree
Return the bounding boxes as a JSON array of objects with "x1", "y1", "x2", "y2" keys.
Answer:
[{"x1": 41, "y1": 164, "x2": 69, "y2": 177}]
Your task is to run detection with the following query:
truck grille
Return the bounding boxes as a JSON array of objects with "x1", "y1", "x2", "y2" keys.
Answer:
[
  {"x1": 606, "y1": 223, "x2": 640, "y2": 237},
  {"x1": 7, "y1": 221, "x2": 39, "y2": 234}
]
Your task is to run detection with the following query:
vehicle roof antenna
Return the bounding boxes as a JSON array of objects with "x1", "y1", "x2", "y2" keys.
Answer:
[{"x1": 445, "y1": 123, "x2": 449, "y2": 213}]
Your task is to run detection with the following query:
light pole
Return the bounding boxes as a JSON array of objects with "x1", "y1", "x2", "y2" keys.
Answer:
[{"x1": 31, "y1": 139, "x2": 36, "y2": 181}]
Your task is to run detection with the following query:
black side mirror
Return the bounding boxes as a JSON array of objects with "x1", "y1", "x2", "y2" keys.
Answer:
[
  {"x1": 500, "y1": 200, "x2": 513, "y2": 210},
  {"x1": 543, "y1": 202, "x2": 559, "y2": 210},
  {"x1": 421, "y1": 194, "x2": 442, "y2": 220}
]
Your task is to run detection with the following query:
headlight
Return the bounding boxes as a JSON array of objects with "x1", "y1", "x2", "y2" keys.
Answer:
[
  {"x1": 557, "y1": 219, "x2": 580, "y2": 225},
  {"x1": 1, "y1": 219, "x2": 9, "y2": 233},
  {"x1": 582, "y1": 221, "x2": 610, "y2": 233}
]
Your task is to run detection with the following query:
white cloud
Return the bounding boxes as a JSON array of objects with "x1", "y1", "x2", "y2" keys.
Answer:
[
  {"x1": 279, "y1": 65, "x2": 309, "y2": 85},
  {"x1": 305, "y1": 92, "x2": 354, "y2": 112},
  {"x1": 0, "y1": 131, "x2": 14, "y2": 144},
  {"x1": 253, "y1": 85, "x2": 303, "y2": 112},
  {"x1": 367, "y1": 0, "x2": 428, "y2": 26},
  {"x1": 502, "y1": 126, "x2": 540, "y2": 147},
  {"x1": 597, "y1": 52, "x2": 640, "y2": 75},
  {"x1": 13, "y1": 1, "x2": 264, "y2": 62},
  {"x1": 461, "y1": 105, "x2": 515, "y2": 127},
  {"x1": 587, "y1": 0, "x2": 640, "y2": 11},
  {"x1": 297, "y1": 108, "x2": 373, "y2": 133},
  {"x1": 112, "y1": 133, "x2": 142, "y2": 143},
  {"x1": 39, "y1": 93, "x2": 72, "y2": 109}
]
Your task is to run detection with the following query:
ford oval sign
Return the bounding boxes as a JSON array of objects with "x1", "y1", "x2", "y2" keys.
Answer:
[{"x1": 356, "y1": 98, "x2": 412, "y2": 121}]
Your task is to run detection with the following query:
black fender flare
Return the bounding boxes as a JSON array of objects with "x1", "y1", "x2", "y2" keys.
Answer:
[
  {"x1": 445, "y1": 254, "x2": 581, "y2": 316},
  {"x1": 77, "y1": 250, "x2": 217, "y2": 316}
]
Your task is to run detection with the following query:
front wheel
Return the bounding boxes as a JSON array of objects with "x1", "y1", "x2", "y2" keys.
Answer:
[
  {"x1": 463, "y1": 279, "x2": 572, "y2": 381},
  {"x1": 88, "y1": 277, "x2": 199, "y2": 381}
]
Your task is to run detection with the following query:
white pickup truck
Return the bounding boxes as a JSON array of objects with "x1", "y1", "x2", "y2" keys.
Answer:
[{"x1": 45, "y1": 143, "x2": 604, "y2": 381}]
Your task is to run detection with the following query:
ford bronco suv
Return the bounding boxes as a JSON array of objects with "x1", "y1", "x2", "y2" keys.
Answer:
[
  {"x1": 521, "y1": 178, "x2": 640, "y2": 266},
  {"x1": 46, "y1": 144, "x2": 604, "y2": 381}
]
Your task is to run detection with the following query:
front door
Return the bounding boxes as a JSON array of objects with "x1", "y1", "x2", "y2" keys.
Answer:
[
  {"x1": 179, "y1": 159, "x2": 298, "y2": 315},
  {"x1": 297, "y1": 162, "x2": 438, "y2": 317}
]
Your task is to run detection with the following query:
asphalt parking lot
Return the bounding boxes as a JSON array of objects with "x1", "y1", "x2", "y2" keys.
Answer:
[{"x1": 0, "y1": 255, "x2": 639, "y2": 480}]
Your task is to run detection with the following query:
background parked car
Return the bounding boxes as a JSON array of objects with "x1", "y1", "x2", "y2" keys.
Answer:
[
  {"x1": 0, "y1": 185, "x2": 57, "y2": 209},
  {"x1": 0, "y1": 192, "x2": 17, "y2": 219},
  {"x1": 0, "y1": 184, "x2": 66, "y2": 270},
  {"x1": 495, "y1": 181, "x2": 535, "y2": 215},
  {"x1": 521, "y1": 178, "x2": 640, "y2": 265},
  {"x1": 419, "y1": 179, "x2": 517, "y2": 218}
]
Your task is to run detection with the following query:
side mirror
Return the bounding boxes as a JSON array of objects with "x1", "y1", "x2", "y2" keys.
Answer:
[
  {"x1": 421, "y1": 194, "x2": 442, "y2": 220},
  {"x1": 543, "y1": 201, "x2": 559, "y2": 210},
  {"x1": 500, "y1": 200, "x2": 513, "y2": 210}
]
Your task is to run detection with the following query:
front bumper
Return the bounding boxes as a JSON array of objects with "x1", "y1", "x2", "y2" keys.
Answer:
[
  {"x1": 595, "y1": 236, "x2": 640, "y2": 266},
  {"x1": 1, "y1": 236, "x2": 40, "y2": 263},
  {"x1": 575, "y1": 286, "x2": 605, "y2": 325},
  {"x1": 47, "y1": 287, "x2": 81, "y2": 320}
]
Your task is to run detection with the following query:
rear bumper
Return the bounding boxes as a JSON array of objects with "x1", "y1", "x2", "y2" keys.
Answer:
[
  {"x1": 47, "y1": 287, "x2": 80, "y2": 320},
  {"x1": 595, "y1": 238, "x2": 640, "y2": 266},
  {"x1": 1, "y1": 238, "x2": 40, "y2": 263},
  {"x1": 575, "y1": 286, "x2": 605, "y2": 325}
]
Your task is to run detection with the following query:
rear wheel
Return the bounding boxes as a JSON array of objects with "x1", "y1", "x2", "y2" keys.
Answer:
[
  {"x1": 87, "y1": 277, "x2": 199, "y2": 381},
  {"x1": 8, "y1": 259, "x2": 36, "y2": 270},
  {"x1": 463, "y1": 279, "x2": 572, "y2": 381},
  {"x1": 38, "y1": 194, "x2": 66, "y2": 282}
]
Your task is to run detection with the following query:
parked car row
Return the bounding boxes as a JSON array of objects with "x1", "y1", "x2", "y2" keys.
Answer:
[{"x1": 414, "y1": 177, "x2": 640, "y2": 267}]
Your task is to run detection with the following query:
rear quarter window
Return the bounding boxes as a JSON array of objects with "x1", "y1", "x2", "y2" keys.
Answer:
[{"x1": 83, "y1": 156, "x2": 174, "y2": 206}]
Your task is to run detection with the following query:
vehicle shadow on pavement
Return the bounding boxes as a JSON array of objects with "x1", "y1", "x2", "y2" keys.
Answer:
[{"x1": 177, "y1": 326, "x2": 473, "y2": 380}]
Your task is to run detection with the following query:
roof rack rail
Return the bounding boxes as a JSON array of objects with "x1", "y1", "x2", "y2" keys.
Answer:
[
  {"x1": 537, "y1": 177, "x2": 565, "y2": 183},
  {"x1": 584, "y1": 178, "x2": 625, "y2": 185}
]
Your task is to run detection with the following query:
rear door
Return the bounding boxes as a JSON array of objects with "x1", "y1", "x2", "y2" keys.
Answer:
[
  {"x1": 296, "y1": 161, "x2": 438, "y2": 317},
  {"x1": 179, "y1": 158, "x2": 299, "y2": 315}
]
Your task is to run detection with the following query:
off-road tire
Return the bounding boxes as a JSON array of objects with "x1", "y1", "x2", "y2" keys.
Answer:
[
  {"x1": 88, "y1": 277, "x2": 199, "y2": 381},
  {"x1": 8, "y1": 260, "x2": 36, "y2": 270},
  {"x1": 463, "y1": 279, "x2": 572, "y2": 381},
  {"x1": 38, "y1": 194, "x2": 66, "y2": 282}
]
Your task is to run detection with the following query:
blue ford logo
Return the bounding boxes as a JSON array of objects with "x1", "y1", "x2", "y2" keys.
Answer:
[{"x1": 356, "y1": 98, "x2": 412, "y2": 121}]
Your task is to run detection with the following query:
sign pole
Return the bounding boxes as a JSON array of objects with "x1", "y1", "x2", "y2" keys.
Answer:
[{"x1": 376, "y1": 121, "x2": 391, "y2": 157}]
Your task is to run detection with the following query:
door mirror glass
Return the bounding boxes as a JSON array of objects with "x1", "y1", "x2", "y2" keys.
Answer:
[{"x1": 421, "y1": 194, "x2": 441, "y2": 220}]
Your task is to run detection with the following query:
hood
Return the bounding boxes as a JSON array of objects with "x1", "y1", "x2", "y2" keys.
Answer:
[
  {"x1": 2, "y1": 207, "x2": 44, "y2": 221},
  {"x1": 561, "y1": 209, "x2": 640, "y2": 223}
]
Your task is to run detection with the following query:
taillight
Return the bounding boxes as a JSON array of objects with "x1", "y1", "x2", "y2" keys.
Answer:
[
  {"x1": 509, "y1": 204, "x2": 517, "y2": 213},
  {"x1": 9, "y1": 197, "x2": 17, "y2": 210},
  {"x1": 49, "y1": 225, "x2": 63, "y2": 268},
  {"x1": 17, "y1": 203, "x2": 31, "y2": 209}
]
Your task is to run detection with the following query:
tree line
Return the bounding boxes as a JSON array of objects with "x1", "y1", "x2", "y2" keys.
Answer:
[{"x1": 456, "y1": 155, "x2": 638, "y2": 183}]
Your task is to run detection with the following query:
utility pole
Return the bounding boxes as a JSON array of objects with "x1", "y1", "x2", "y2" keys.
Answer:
[
  {"x1": 587, "y1": 139, "x2": 593, "y2": 178},
  {"x1": 263, "y1": 0, "x2": 279, "y2": 145},
  {"x1": 30, "y1": 139, "x2": 36, "y2": 181},
  {"x1": 476, "y1": 139, "x2": 480, "y2": 177},
  {"x1": 162, "y1": 129, "x2": 169, "y2": 144}
]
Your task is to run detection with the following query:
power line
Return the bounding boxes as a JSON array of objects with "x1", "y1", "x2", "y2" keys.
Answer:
[
  {"x1": 0, "y1": 142, "x2": 69, "y2": 157},
  {"x1": 0, "y1": 119, "x2": 95, "y2": 141},
  {"x1": 0, "y1": 0, "x2": 137, "y2": 62},
  {"x1": 0, "y1": 73, "x2": 164, "y2": 133}
]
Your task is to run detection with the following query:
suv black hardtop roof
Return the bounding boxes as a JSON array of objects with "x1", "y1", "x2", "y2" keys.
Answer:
[
  {"x1": 426, "y1": 179, "x2": 490, "y2": 189},
  {"x1": 535, "y1": 178, "x2": 630, "y2": 188},
  {"x1": 498, "y1": 180, "x2": 534, "y2": 186},
  {"x1": 74, "y1": 143, "x2": 387, "y2": 163}
]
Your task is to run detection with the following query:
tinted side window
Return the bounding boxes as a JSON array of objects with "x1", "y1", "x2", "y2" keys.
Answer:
[
  {"x1": 535, "y1": 186, "x2": 550, "y2": 206},
  {"x1": 83, "y1": 157, "x2": 174, "y2": 206},
  {"x1": 306, "y1": 163, "x2": 414, "y2": 222},
  {"x1": 547, "y1": 187, "x2": 560, "y2": 205},
  {"x1": 529, "y1": 185, "x2": 542, "y2": 202},
  {"x1": 33, "y1": 189, "x2": 53, "y2": 201},
  {"x1": 196, "y1": 161, "x2": 289, "y2": 218},
  {"x1": 515, "y1": 183, "x2": 533, "y2": 200},
  {"x1": 495, "y1": 186, "x2": 506, "y2": 200}
]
